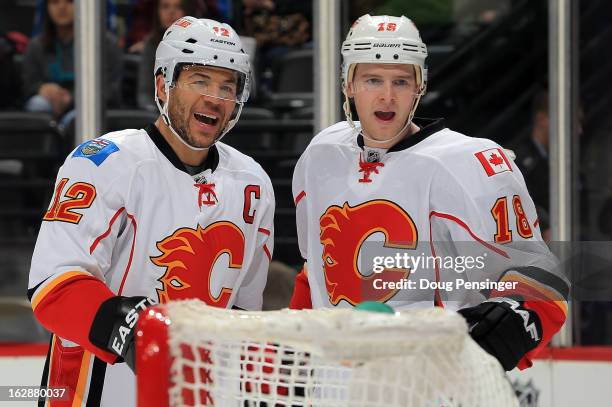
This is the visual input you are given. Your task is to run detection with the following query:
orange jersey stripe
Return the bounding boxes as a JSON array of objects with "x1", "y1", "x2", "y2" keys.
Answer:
[
  {"x1": 46, "y1": 335, "x2": 57, "y2": 389},
  {"x1": 71, "y1": 351, "x2": 92, "y2": 407},
  {"x1": 32, "y1": 271, "x2": 91, "y2": 311},
  {"x1": 498, "y1": 273, "x2": 568, "y2": 316}
]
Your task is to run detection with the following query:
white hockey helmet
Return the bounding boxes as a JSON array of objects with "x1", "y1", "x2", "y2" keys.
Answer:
[
  {"x1": 342, "y1": 14, "x2": 428, "y2": 92},
  {"x1": 341, "y1": 15, "x2": 428, "y2": 143},
  {"x1": 154, "y1": 17, "x2": 251, "y2": 149}
]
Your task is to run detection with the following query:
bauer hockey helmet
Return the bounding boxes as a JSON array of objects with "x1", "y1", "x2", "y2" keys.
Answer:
[
  {"x1": 341, "y1": 15, "x2": 428, "y2": 136},
  {"x1": 154, "y1": 17, "x2": 251, "y2": 149}
]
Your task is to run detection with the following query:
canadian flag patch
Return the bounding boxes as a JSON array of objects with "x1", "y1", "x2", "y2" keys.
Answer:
[{"x1": 474, "y1": 148, "x2": 513, "y2": 176}]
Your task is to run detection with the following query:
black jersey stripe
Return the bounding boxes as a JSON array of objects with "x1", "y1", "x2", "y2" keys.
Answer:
[{"x1": 85, "y1": 357, "x2": 107, "y2": 407}]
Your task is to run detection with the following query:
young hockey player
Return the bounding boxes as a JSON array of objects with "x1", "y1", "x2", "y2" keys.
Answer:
[{"x1": 290, "y1": 14, "x2": 568, "y2": 372}]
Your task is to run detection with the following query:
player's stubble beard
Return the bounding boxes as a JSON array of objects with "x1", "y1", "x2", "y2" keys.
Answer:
[{"x1": 168, "y1": 97, "x2": 223, "y2": 149}]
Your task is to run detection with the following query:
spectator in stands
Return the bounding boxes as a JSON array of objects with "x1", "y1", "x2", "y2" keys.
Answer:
[
  {"x1": 509, "y1": 90, "x2": 551, "y2": 240},
  {"x1": 128, "y1": 0, "x2": 222, "y2": 54},
  {"x1": 136, "y1": 0, "x2": 196, "y2": 110},
  {"x1": 242, "y1": 0, "x2": 311, "y2": 52},
  {"x1": 511, "y1": 91, "x2": 548, "y2": 176},
  {"x1": 239, "y1": 0, "x2": 312, "y2": 93},
  {"x1": 22, "y1": 0, "x2": 122, "y2": 127},
  {"x1": 509, "y1": 89, "x2": 583, "y2": 242},
  {"x1": 0, "y1": 31, "x2": 24, "y2": 110},
  {"x1": 124, "y1": 0, "x2": 156, "y2": 53}
]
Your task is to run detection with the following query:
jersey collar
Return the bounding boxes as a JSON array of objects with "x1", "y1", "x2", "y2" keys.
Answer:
[
  {"x1": 145, "y1": 123, "x2": 219, "y2": 173},
  {"x1": 357, "y1": 118, "x2": 446, "y2": 152}
]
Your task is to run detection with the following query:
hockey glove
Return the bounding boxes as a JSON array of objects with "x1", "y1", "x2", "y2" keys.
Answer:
[
  {"x1": 458, "y1": 297, "x2": 542, "y2": 371},
  {"x1": 89, "y1": 296, "x2": 155, "y2": 372}
]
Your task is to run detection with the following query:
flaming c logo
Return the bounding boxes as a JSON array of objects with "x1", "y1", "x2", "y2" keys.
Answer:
[
  {"x1": 151, "y1": 222, "x2": 245, "y2": 306},
  {"x1": 319, "y1": 200, "x2": 418, "y2": 306}
]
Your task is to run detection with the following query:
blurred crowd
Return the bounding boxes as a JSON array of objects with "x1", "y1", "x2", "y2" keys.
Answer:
[{"x1": 0, "y1": 0, "x2": 314, "y2": 122}]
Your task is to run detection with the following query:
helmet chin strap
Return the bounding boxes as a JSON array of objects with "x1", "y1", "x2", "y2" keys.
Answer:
[
  {"x1": 154, "y1": 82, "x2": 243, "y2": 152},
  {"x1": 343, "y1": 91, "x2": 423, "y2": 147},
  {"x1": 361, "y1": 116, "x2": 412, "y2": 146},
  {"x1": 155, "y1": 82, "x2": 209, "y2": 151}
]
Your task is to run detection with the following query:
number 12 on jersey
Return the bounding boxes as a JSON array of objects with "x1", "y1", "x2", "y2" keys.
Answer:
[
  {"x1": 43, "y1": 178, "x2": 97, "y2": 224},
  {"x1": 491, "y1": 195, "x2": 534, "y2": 243}
]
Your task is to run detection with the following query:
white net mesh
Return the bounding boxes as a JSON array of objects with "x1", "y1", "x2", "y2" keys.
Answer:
[{"x1": 157, "y1": 300, "x2": 518, "y2": 407}]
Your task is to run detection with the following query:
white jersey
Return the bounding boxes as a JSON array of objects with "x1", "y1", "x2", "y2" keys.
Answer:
[
  {"x1": 28, "y1": 124, "x2": 274, "y2": 406},
  {"x1": 293, "y1": 119, "x2": 568, "y2": 311}
]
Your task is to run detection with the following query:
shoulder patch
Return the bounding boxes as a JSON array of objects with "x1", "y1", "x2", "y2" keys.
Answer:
[
  {"x1": 72, "y1": 138, "x2": 119, "y2": 166},
  {"x1": 474, "y1": 148, "x2": 513, "y2": 177}
]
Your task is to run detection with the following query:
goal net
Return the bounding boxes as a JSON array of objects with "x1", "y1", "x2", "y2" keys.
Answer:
[{"x1": 136, "y1": 300, "x2": 518, "y2": 407}]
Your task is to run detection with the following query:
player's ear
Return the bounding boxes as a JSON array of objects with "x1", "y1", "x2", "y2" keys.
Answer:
[
  {"x1": 155, "y1": 75, "x2": 166, "y2": 105},
  {"x1": 345, "y1": 64, "x2": 358, "y2": 98},
  {"x1": 345, "y1": 81, "x2": 355, "y2": 98}
]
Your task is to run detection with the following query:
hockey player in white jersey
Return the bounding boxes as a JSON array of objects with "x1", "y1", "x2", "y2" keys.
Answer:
[
  {"x1": 28, "y1": 17, "x2": 274, "y2": 406},
  {"x1": 290, "y1": 14, "x2": 568, "y2": 373}
]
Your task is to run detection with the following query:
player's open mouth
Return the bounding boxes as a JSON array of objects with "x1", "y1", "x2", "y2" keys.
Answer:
[
  {"x1": 194, "y1": 112, "x2": 219, "y2": 126},
  {"x1": 374, "y1": 111, "x2": 395, "y2": 121}
]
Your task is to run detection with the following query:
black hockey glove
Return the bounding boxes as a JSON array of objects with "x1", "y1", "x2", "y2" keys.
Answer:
[
  {"x1": 458, "y1": 297, "x2": 542, "y2": 371},
  {"x1": 89, "y1": 296, "x2": 155, "y2": 372}
]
